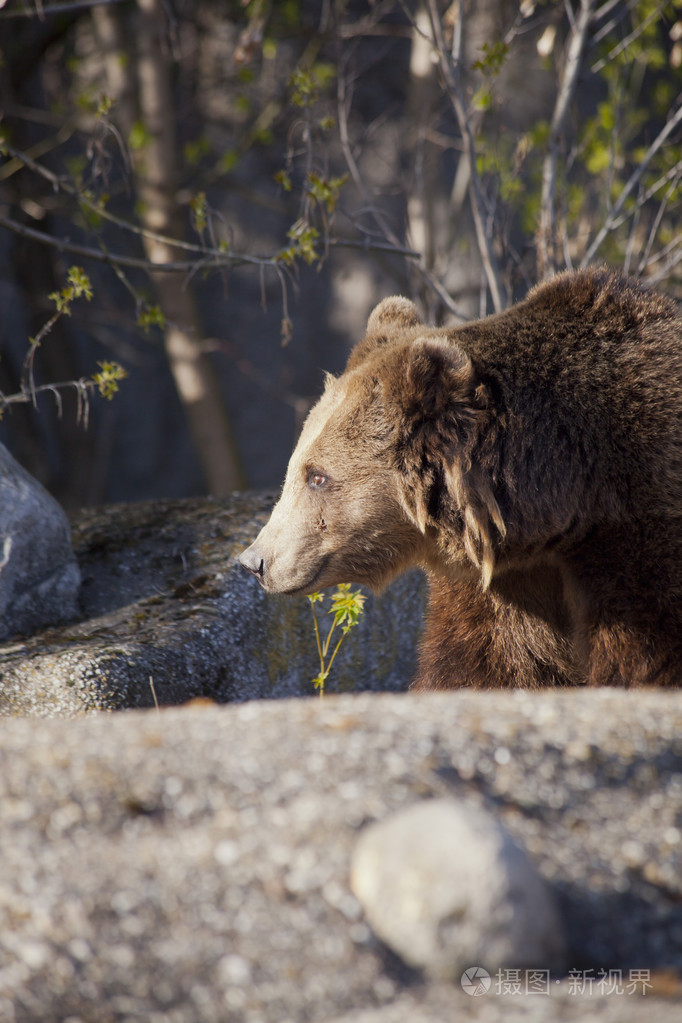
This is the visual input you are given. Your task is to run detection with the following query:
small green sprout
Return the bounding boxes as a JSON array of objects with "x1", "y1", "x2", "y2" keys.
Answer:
[
  {"x1": 190, "y1": 190, "x2": 208, "y2": 235},
  {"x1": 138, "y1": 303, "x2": 166, "y2": 333},
  {"x1": 93, "y1": 360, "x2": 128, "y2": 400},
  {"x1": 278, "y1": 221, "x2": 320, "y2": 266},
  {"x1": 49, "y1": 265, "x2": 93, "y2": 315},
  {"x1": 307, "y1": 583, "x2": 366, "y2": 697},
  {"x1": 306, "y1": 172, "x2": 348, "y2": 213}
]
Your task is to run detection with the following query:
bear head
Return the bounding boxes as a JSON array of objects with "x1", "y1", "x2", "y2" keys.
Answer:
[{"x1": 239, "y1": 297, "x2": 505, "y2": 595}]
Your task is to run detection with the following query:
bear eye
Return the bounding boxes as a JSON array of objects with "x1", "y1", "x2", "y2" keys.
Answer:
[{"x1": 308, "y1": 471, "x2": 328, "y2": 489}]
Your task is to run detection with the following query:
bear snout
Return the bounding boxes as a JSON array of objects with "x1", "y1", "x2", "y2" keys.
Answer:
[{"x1": 238, "y1": 545, "x2": 265, "y2": 582}]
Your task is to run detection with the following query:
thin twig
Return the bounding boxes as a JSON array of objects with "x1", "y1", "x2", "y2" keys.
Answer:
[
  {"x1": 636, "y1": 170, "x2": 682, "y2": 276},
  {"x1": 0, "y1": 212, "x2": 276, "y2": 273},
  {"x1": 623, "y1": 185, "x2": 643, "y2": 277},
  {"x1": 591, "y1": 3, "x2": 663, "y2": 73},
  {"x1": 149, "y1": 676, "x2": 160, "y2": 712},
  {"x1": 336, "y1": 48, "x2": 470, "y2": 320},
  {"x1": 3, "y1": 141, "x2": 232, "y2": 258},
  {"x1": 607, "y1": 161, "x2": 682, "y2": 230},
  {"x1": 537, "y1": 0, "x2": 596, "y2": 279},
  {"x1": 644, "y1": 230, "x2": 682, "y2": 267},
  {"x1": 594, "y1": 0, "x2": 629, "y2": 23},
  {"x1": 426, "y1": 0, "x2": 505, "y2": 312},
  {"x1": 644, "y1": 245, "x2": 682, "y2": 285},
  {"x1": 3, "y1": 143, "x2": 428, "y2": 285},
  {"x1": 0, "y1": 377, "x2": 95, "y2": 416},
  {"x1": 0, "y1": 0, "x2": 129, "y2": 17},
  {"x1": 580, "y1": 101, "x2": 682, "y2": 266},
  {"x1": 591, "y1": 0, "x2": 634, "y2": 45}
]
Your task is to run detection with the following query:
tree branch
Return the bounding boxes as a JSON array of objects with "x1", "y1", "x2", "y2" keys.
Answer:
[
  {"x1": 336, "y1": 49, "x2": 470, "y2": 320},
  {"x1": 591, "y1": 3, "x2": 662, "y2": 73},
  {"x1": 2, "y1": 140, "x2": 241, "y2": 259},
  {"x1": 426, "y1": 0, "x2": 505, "y2": 312},
  {"x1": 0, "y1": 0, "x2": 129, "y2": 18},
  {"x1": 580, "y1": 100, "x2": 682, "y2": 267},
  {"x1": 537, "y1": 0, "x2": 596, "y2": 280},
  {"x1": 0, "y1": 378, "x2": 96, "y2": 429},
  {"x1": 0, "y1": 211, "x2": 275, "y2": 273}
]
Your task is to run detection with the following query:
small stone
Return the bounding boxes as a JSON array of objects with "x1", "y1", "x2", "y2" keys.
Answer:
[
  {"x1": 350, "y1": 798, "x2": 566, "y2": 981},
  {"x1": 217, "y1": 953, "x2": 252, "y2": 986}
]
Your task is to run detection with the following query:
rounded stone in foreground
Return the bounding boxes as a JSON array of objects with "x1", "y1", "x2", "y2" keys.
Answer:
[{"x1": 350, "y1": 797, "x2": 566, "y2": 981}]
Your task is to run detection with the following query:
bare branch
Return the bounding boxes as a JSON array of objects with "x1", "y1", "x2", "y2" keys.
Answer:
[
  {"x1": 2, "y1": 141, "x2": 228, "y2": 258},
  {"x1": 0, "y1": 0, "x2": 129, "y2": 18},
  {"x1": 426, "y1": 0, "x2": 506, "y2": 312},
  {"x1": 0, "y1": 378, "x2": 95, "y2": 420},
  {"x1": 622, "y1": 184, "x2": 643, "y2": 277},
  {"x1": 591, "y1": 0, "x2": 636, "y2": 44},
  {"x1": 606, "y1": 160, "x2": 682, "y2": 230},
  {"x1": 636, "y1": 169, "x2": 682, "y2": 276},
  {"x1": 594, "y1": 0, "x2": 631, "y2": 23},
  {"x1": 0, "y1": 211, "x2": 276, "y2": 273},
  {"x1": 580, "y1": 101, "x2": 682, "y2": 267},
  {"x1": 537, "y1": 0, "x2": 596, "y2": 280},
  {"x1": 591, "y1": 3, "x2": 663, "y2": 73},
  {"x1": 336, "y1": 49, "x2": 470, "y2": 321},
  {"x1": 643, "y1": 245, "x2": 682, "y2": 286}
]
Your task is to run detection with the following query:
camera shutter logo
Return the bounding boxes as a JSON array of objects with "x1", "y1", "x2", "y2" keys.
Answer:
[{"x1": 461, "y1": 966, "x2": 491, "y2": 996}]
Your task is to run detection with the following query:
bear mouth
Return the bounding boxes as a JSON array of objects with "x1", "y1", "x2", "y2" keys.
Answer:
[{"x1": 276, "y1": 554, "x2": 332, "y2": 597}]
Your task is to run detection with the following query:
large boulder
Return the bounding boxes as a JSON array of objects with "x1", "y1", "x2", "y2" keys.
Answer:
[
  {"x1": 0, "y1": 443, "x2": 80, "y2": 642},
  {"x1": 0, "y1": 493, "x2": 424, "y2": 715},
  {"x1": 0, "y1": 690, "x2": 681, "y2": 1021}
]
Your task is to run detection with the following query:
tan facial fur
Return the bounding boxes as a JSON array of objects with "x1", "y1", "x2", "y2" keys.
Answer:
[{"x1": 239, "y1": 366, "x2": 427, "y2": 595}]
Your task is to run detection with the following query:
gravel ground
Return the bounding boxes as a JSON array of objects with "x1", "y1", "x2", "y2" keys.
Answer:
[{"x1": 0, "y1": 689, "x2": 681, "y2": 1021}]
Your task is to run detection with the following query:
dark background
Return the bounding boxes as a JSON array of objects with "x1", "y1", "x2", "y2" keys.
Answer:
[{"x1": 1, "y1": 0, "x2": 680, "y2": 509}]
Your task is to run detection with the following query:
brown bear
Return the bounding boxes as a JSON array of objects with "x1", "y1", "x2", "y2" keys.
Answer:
[{"x1": 239, "y1": 268, "x2": 682, "y2": 689}]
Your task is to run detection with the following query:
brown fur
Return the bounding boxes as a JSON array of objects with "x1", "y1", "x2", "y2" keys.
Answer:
[{"x1": 240, "y1": 268, "x2": 682, "y2": 689}]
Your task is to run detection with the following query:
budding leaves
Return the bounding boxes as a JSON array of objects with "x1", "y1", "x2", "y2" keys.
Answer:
[{"x1": 308, "y1": 583, "x2": 366, "y2": 696}]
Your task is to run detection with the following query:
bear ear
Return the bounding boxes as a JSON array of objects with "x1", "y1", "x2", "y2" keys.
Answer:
[
  {"x1": 400, "y1": 335, "x2": 474, "y2": 415},
  {"x1": 391, "y1": 336, "x2": 506, "y2": 586},
  {"x1": 366, "y1": 296, "x2": 423, "y2": 335},
  {"x1": 346, "y1": 297, "x2": 424, "y2": 373},
  {"x1": 390, "y1": 336, "x2": 478, "y2": 535}
]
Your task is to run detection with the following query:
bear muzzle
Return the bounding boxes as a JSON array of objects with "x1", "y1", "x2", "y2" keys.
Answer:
[{"x1": 238, "y1": 545, "x2": 265, "y2": 583}]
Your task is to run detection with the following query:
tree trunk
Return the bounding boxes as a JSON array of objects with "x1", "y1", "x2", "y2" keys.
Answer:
[{"x1": 97, "y1": 0, "x2": 245, "y2": 496}]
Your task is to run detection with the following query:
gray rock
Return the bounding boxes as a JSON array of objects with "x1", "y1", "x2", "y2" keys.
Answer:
[
  {"x1": 0, "y1": 494, "x2": 424, "y2": 715},
  {"x1": 0, "y1": 690, "x2": 681, "y2": 1022},
  {"x1": 351, "y1": 798, "x2": 566, "y2": 980},
  {"x1": 0, "y1": 443, "x2": 80, "y2": 641}
]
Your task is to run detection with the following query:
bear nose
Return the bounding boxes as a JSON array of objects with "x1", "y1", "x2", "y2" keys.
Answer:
[{"x1": 238, "y1": 546, "x2": 265, "y2": 580}]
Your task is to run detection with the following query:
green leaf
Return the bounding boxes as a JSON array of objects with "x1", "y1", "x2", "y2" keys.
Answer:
[
  {"x1": 278, "y1": 222, "x2": 320, "y2": 266},
  {"x1": 329, "y1": 583, "x2": 366, "y2": 631},
  {"x1": 471, "y1": 87, "x2": 493, "y2": 112},
  {"x1": 220, "y1": 149, "x2": 240, "y2": 174},
  {"x1": 93, "y1": 361, "x2": 127, "y2": 401},
  {"x1": 129, "y1": 120, "x2": 152, "y2": 152},
  {"x1": 306, "y1": 172, "x2": 348, "y2": 213},
  {"x1": 138, "y1": 305, "x2": 165, "y2": 332},
  {"x1": 190, "y1": 191, "x2": 209, "y2": 234},
  {"x1": 275, "y1": 170, "x2": 293, "y2": 191},
  {"x1": 472, "y1": 41, "x2": 510, "y2": 77},
  {"x1": 96, "y1": 93, "x2": 114, "y2": 119},
  {"x1": 50, "y1": 267, "x2": 92, "y2": 315},
  {"x1": 67, "y1": 266, "x2": 93, "y2": 301}
]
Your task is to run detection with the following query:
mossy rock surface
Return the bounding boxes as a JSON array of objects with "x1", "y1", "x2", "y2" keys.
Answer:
[{"x1": 0, "y1": 494, "x2": 425, "y2": 716}]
